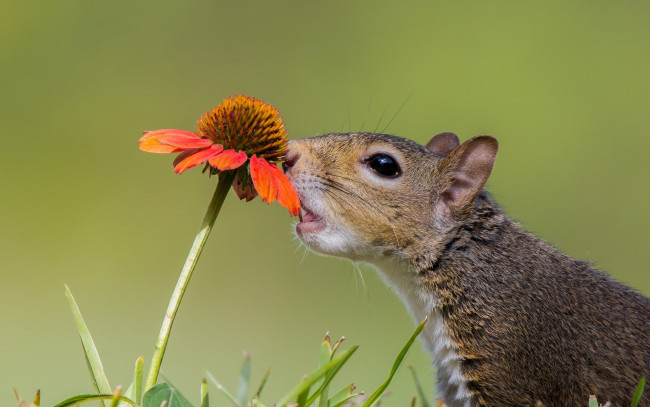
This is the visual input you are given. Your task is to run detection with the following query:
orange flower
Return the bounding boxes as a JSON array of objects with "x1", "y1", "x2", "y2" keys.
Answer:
[{"x1": 139, "y1": 95, "x2": 300, "y2": 216}]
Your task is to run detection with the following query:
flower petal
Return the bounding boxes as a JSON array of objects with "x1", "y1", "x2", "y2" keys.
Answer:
[
  {"x1": 172, "y1": 149, "x2": 200, "y2": 168},
  {"x1": 268, "y1": 164, "x2": 301, "y2": 216},
  {"x1": 208, "y1": 149, "x2": 248, "y2": 171},
  {"x1": 232, "y1": 177, "x2": 258, "y2": 202},
  {"x1": 250, "y1": 155, "x2": 276, "y2": 204},
  {"x1": 139, "y1": 129, "x2": 198, "y2": 142},
  {"x1": 173, "y1": 145, "x2": 224, "y2": 173},
  {"x1": 139, "y1": 137, "x2": 182, "y2": 153},
  {"x1": 139, "y1": 129, "x2": 202, "y2": 153},
  {"x1": 159, "y1": 136, "x2": 214, "y2": 149}
]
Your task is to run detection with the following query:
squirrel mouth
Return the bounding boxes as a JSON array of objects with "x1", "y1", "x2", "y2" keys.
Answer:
[{"x1": 296, "y1": 206, "x2": 326, "y2": 235}]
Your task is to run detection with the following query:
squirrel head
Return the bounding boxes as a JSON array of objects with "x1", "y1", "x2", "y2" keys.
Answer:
[{"x1": 285, "y1": 132, "x2": 498, "y2": 269}]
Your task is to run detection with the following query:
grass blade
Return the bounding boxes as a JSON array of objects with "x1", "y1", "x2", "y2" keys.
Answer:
[
  {"x1": 362, "y1": 318, "x2": 427, "y2": 407},
  {"x1": 134, "y1": 357, "x2": 144, "y2": 405},
  {"x1": 317, "y1": 334, "x2": 333, "y2": 407},
  {"x1": 53, "y1": 394, "x2": 136, "y2": 407},
  {"x1": 327, "y1": 384, "x2": 357, "y2": 407},
  {"x1": 109, "y1": 387, "x2": 123, "y2": 407},
  {"x1": 254, "y1": 368, "x2": 271, "y2": 399},
  {"x1": 142, "y1": 383, "x2": 193, "y2": 407},
  {"x1": 236, "y1": 352, "x2": 251, "y2": 407},
  {"x1": 206, "y1": 371, "x2": 241, "y2": 407},
  {"x1": 276, "y1": 345, "x2": 359, "y2": 407},
  {"x1": 201, "y1": 378, "x2": 209, "y2": 407},
  {"x1": 64, "y1": 285, "x2": 111, "y2": 406},
  {"x1": 408, "y1": 367, "x2": 431, "y2": 407},
  {"x1": 250, "y1": 397, "x2": 267, "y2": 407},
  {"x1": 631, "y1": 377, "x2": 646, "y2": 407}
]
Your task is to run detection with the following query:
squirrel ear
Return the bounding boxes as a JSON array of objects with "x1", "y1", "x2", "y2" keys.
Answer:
[
  {"x1": 425, "y1": 132, "x2": 460, "y2": 156},
  {"x1": 437, "y1": 135, "x2": 498, "y2": 219}
]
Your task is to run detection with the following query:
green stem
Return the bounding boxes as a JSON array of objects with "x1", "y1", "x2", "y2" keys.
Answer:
[{"x1": 144, "y1": 171, "x2": 236, "y2": 392}]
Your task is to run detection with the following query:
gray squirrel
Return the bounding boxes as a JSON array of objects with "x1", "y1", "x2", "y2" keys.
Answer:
[{"x1": 283, "y1": 132, "x2": 650, "y2": 407}]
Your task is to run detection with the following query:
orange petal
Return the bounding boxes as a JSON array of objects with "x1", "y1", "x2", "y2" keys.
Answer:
[
  {"x1": 250, "y1": 155, "x2": 276, "y2": 204},
  {"x1": 158, "y1": 136, "x2": 214, "y2": 149},
  {"x1": 172, "y1": 149, "x2": 200, "y2": 168},
  {"x1": 139, "y1": 129, "x2": 200, "y2": 153},
  {"x1": 268, "y1": 164, "x2": 301, "y2": 216},
  {"x1": 139, "y1": 138, "x2": 182, "y2": 153},
  {"x1": 208, "y1": 149, "x2": 248, "y2": 171},
  {"x1": 173, "y1": 145, "x2": 224, "y2": 173}
]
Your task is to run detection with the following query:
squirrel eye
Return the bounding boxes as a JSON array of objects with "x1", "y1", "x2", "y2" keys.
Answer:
[{"x1": 367, "y1": 154, "x2": 401, "y2": 178}]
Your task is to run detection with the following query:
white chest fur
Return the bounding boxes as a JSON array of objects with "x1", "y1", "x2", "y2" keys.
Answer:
[{"x1": 373, "y1": 260, "x2": 473, "y2": 407}]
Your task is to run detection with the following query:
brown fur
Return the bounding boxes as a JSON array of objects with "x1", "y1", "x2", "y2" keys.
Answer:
[{"x1": 286, "y1": 133, "x2": 650, "y2": 406}]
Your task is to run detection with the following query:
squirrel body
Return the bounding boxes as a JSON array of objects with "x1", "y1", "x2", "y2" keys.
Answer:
[{"x1": 284, "y1": 132, "x2": 650, "y2": 407}]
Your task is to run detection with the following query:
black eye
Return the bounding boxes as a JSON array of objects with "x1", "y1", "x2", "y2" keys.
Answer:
[{"x1": 368, "y1": 154, "x2": 401, "y2": 178}]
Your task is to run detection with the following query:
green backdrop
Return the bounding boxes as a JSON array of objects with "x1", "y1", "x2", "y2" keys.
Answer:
[{"x1": 2, "y1": 1, "x2": 649, "y2": 406}]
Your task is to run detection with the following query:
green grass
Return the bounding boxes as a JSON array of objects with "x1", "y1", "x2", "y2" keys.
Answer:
[{"x1": 37, "y1": 287, "x2": 427, "y2": 407}]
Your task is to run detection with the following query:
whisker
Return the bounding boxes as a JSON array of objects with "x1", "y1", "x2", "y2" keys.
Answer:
[
  {"x1": 359, "y1": 91, "x2": 375, "y2": 132},
  {"x1": 380, "y1": 92, "x2": 413, "y2": 134},
  {"x1": 373, "y1": 99, "x2": 392, "y2": 133}
]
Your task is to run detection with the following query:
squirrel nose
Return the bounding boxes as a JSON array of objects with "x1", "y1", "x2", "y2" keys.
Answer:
[{"x1": 283, "y1": 149, "x2": 301, "y2": 173}]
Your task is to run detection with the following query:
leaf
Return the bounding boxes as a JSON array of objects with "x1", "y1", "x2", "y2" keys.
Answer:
[
  {"x1": 13, "y1": 389, "x2": 40, "y2": 407},
  {"x1": 254, "y1": 368, "x2": 271, "y2": 399},
  {"x1": 134, "y1": 357, "x2": 144, "y2": 405},
  {"x1": 631, "y1": 377, "x2": 646, "y2": 407},
  {"x1": 250, "y1": 397, "x2": 267, "y2": 407},
  {"x1": 52, "y1": 394, "x2": 136, "y2": 407},
  {"x1": 206, "y1": 371, "x2": 241, "y2": 407},
  {"x1": 64, "y1": 285, "x2": 112, "y2": 407},
  {"x1": 327, "y1": 384, "x2": 359, "y2": 407},
  {"x1": 316, "y1": 334, "x2": 333, "y2": 407},
  {"x1": 408, "y1": 367, "x2": 431, "y2": 407},
  {"x1": 143, "y1": 383, "x2": 193, "y2": 407},
  {"x1": 109, "y1": 387, "x2": 123, "y2": 407},
  {"x1": 236, "y1": 352, "x2": 251, "y2": 407},
  {"x1": 362, "y1": 318, "x2": 427, "y2": 407},
  {"x1": 276, "y1": 345, "x2": 359, "y2": 407},
  {"x1": 296, "y1": 376, "x2": 310, "y2": 407},
  {"x1": 201, "y1": 378, "x2": 209, "y2": 407}
]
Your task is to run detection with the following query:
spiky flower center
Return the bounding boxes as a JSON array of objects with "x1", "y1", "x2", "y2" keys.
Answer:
[{"x1": 196, "y1": 95, "x2": 288, "y2": 162}]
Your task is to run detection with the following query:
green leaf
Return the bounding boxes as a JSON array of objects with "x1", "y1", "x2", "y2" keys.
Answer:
[
  {"x1": 327, "y1": 384, "x2": 357, "y2": 407},
  {"x1": 362, "y1": 318, "x2": 427, "y2": 407},
  {"x1": 276, "y1": 345, "x2": 359, "y2": 407},
  {"x1": 236, "y1": 352, "x2": 251, "y2": 407},
  {"x1": 53, "y1": 394, "x2": 136, "y2": 407},
  {"x1": 253, "y1": 368, "x2": 271, "y2": 399},
  {"x1": 134, "y1": 357, "x2": 144, "y2": 405},
  {"x1": 143, "y1": 383, "x2": 193, "y2": 407},
  {"x1": 631, "y1": 377, "x2": 646, "y2": 407},
  {"x1": 250, "y1": 397, "x2": 267, "y2": 407},
  {"x1": 64, "y1": 285, "x2": 112, "y2": 407},
  {"x1": 588, "y1": 395, "x2": 598, "y2": 407},
  {"x1": 408, "y1": 367, "x2": 431, "y2": 407},
  {"x1": 109, "y1": 387, "x2": 123, "y2": 407},
  {"x1": 296, "y1": 376, "x2": 310, "y2": 407},
  {"x1": 316, "y1": 334, "x2": 333, "y2": 407},
  {"x1": 201, "y1": 378, "x2": 209, "y2": 407},
  {"x1": 206, "y1": 371, "x2": 241, "y2": 407}
]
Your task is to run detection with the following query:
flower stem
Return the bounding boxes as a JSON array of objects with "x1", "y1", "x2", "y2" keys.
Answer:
[{"x1": 144, "y1": 171, "x2": 236, "y2": 392}]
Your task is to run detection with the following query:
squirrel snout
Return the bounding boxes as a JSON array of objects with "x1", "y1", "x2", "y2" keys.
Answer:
[{"x1": 283, "y1": 144, "x2": 302, "y2": 173}]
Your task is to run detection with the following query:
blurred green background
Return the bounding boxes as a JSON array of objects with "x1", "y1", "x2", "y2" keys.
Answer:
[{"x1": 2, "y1": 1, "x2": 649, "y2": 405}]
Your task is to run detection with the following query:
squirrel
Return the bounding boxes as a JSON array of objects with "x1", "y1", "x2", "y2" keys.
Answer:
[{"x1": 283, "y1": 132, "x2": 650, "y2": 407}]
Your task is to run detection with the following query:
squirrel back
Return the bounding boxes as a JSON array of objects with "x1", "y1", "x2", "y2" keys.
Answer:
[{"x1": 284, "y1": 132, "x2": 650, "y2": 407}]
